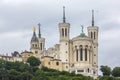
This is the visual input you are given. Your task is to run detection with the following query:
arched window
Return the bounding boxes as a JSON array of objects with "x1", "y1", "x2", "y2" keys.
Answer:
[
  {"x1": 89, "y1": 52, "x2": 91, "y2": 62},
  {"x1": 32, "y1": 44, "x2": 34, "y2": 47},
  {"x1": 93, "y1": 71, "x2": 96, "y2": 74},
  {"x1": 40, "y1": 43, "x2": 42, "y2": 50},
  {"x1": 94, "y1": 32, "x2": 96, "y2": 39},
  {"x1": 62, "y1": 28, "x2": 64, "y2": 37},
  {"x1": 91, "y1": 32, "x2": 93, "y2": 39},
  {"x1": 76, "y1": 49, "x2": 78, "y2": 61},
  {"x1": 65, "y1": 28, "x2": 67, "y2": 37},
  {"x1": 88, "y1": 68, "x2": 90, "y2": 73},
  {"x1": 35, "y1": 51, "x2": 38, "y2": 54},
  {"x1": 85, "y1": 48, "x2": 87, "y2": 61},
  {"x1": 80, "y1": 48, "x2": 83, "y2": 61},
  {"x1": 35, "y1": 44, "x2": 37, "y2": 47},
  {"x1": 75, "y1": 46, "x2": 77, "y2": 48},
  {"x1": 48, "y1": 62, "x2": 50, "y2": 65},
  {"x1": 56, "y1": 62, "x2": 59, "y2": 66}
]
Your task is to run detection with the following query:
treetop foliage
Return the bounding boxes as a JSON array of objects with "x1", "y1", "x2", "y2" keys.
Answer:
[
  {"x1": 100, "y1": 65, "x2": 111, "y2": 76},
  {"x1": 27, "y1": 56, "x2": 41, "y2": 67},
  {"x1": 0, "y1": 59, "x2": 94, "y2": 80}
]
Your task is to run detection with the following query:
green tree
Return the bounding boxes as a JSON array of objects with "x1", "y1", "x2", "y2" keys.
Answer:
[
  {"x1": 27, "y1": 56, "x2": 41, "y2": 67},
  {"x1": 21, "y1": 71, "x2": 33, "y2": 80},
  {"x1": 35, "y1": 69, "x2": 45, "y2": 76},
  {"x1": 32, "y1": 75, "x2": 49, "y2": 80},
  {"x1": 112, "y1": 67, "x2": 120, "y2": 77},
  {"x1": 8, "y1": 69, "x2": 21, "y2": 80},
  {"x1": 99, "y1": 76, "x2": 115, "y2": 80},
  {"x1": 100, "y1": 65, "x2": 111, "y2": 76},
  {"x1": 5, "y1": 61, "x2": 30, "y2": 73}
]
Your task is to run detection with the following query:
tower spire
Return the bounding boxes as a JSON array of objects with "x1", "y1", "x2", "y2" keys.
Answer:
[
  {"x1": 63, "y1": 6, "x2": 66, "y2": 23},
  {"x1": 38, "y1": 23, "x2": 41, "y2": 38},
  {"x1": 33, "y1": 27, "x2": 36, "y2": 33},
  {"x1": 92, "y1": 10, "x2": 94, "y2": 26}
]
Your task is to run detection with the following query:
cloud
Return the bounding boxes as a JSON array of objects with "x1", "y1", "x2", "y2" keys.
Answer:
[{"x1": 99, "y1": 27, "x2": 120, "y2": 69}]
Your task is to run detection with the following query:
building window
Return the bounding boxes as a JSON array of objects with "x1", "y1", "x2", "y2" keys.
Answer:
[
  {"x1": 77, "y1": 70, "x2": 84, "y2": 72},
  {"x1": 66, "y1": 43, "x2": 67, "y2": 45},
  {"x1": 71, "y1": 64, "x2": 74, "y2": 67},
  {"x1": 91, "y1": 32, "x2": 93, "y2": 39},
  {"x1": 90, "y1": 46, "x2": 92, "y2": 49},
  {"x1": 35, "y1": 51, "x2": 38, "y2": 54},
  {"x1": 76, "y1": 49, "x2": 78, "y2": 61},
  {"x1": 80, "y1": 48, "x2": 83, "y2": 61},
  {"x1": 32, "y1": 44, "x2": 34, "y2": 47},
  {"x1": 85, "y1": 48, "x2": 87, "y2": 61},
  {"x1": 35, "y1": 44, "x2": 37, "y2": 47},
  {"x1": 48, "y1": 62, "x2": 50, "y2": 65},
  {"x1": 40, "y1": 43, "x2": 42, "y2": 50},
  {"x1": 66, "y1": 66, "x2": 68, "y2": 68},
  {"x1": 94, "y1": 32, "x2": 96, "y2": 39},
  {"x1": 88, "y1": 68, "x2": 90, "y2": 73},
  {"x1": 62, "y1": 28, "x2": 64, "y2": 37},
  {"x1": 65, "y1": 28, "x2": 67, "y2": 37},
  {"x1": 56, "y1": 62, "x2": 59, "y2": 66},
  {"x1": 75, "y1": 46, "x2": 77, "y2": 49}
]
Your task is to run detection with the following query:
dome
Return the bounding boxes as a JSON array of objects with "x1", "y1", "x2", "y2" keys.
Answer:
[
  {"x1": 72, "y1": 25, "x2": 88, "y2": 40},
  {"x1": 72, "y1": 33, "x2": 89, "y2": 41},
  {"x1": 78, "y1": 33, "x2": 87, "y2": 37},
  {"x1": 31, "y1": 32, "x2": 38, "y2": 42}
]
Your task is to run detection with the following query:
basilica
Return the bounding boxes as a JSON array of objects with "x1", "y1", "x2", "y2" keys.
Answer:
[{"x1": 21, "y1": 7, "x2": 99, "y2": 79}]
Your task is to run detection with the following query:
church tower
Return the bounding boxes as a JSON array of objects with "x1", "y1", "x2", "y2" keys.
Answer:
[
  {"x1": 59, "y1": 6, "x2": 70, "y2": 71},
  {"x1": 88, "y1": 10, "x2": 99, "y2": 43},
  {"x1": 30, "y1": 25, "x2": 45, "y2": 59},
  {"x1": 59, "y1": 6, "x2": 70, "y2": 41},
  {"x1": 87, "y1": 10, "x2": 99, "y2": 77},
  {"x1": 38, "y1": 23, "x2": 45, "y2": 52},
  {"x1": 30, "y1": 27, "x2": 39, "y2": 58}
]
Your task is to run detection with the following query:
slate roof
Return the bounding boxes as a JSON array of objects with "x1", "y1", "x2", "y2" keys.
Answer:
[{"x1": 31, "y1": 32, "x2": 38, "y2": 42}]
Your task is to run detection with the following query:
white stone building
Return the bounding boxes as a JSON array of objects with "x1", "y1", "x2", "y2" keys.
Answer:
[
  {"x1": 27, "y1": 8, "x2": 99, "y2": 78},
  {"x1": 0, "y1": 51, "x2": 22, "y2": 62}
]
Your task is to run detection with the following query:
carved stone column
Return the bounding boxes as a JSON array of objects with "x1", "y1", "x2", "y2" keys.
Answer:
[{"x1": 83, "y1": 46, "x2": 85, "y2": 61}]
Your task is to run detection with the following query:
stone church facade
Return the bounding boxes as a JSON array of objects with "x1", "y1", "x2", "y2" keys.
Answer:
[{"x1": 21, "y1": 8, "x2": 99, "y2": 79}]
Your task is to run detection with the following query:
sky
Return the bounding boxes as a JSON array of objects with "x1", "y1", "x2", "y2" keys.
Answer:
[{"x1": 0, "y1": 0, "x2": 120, "y2": 74}]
